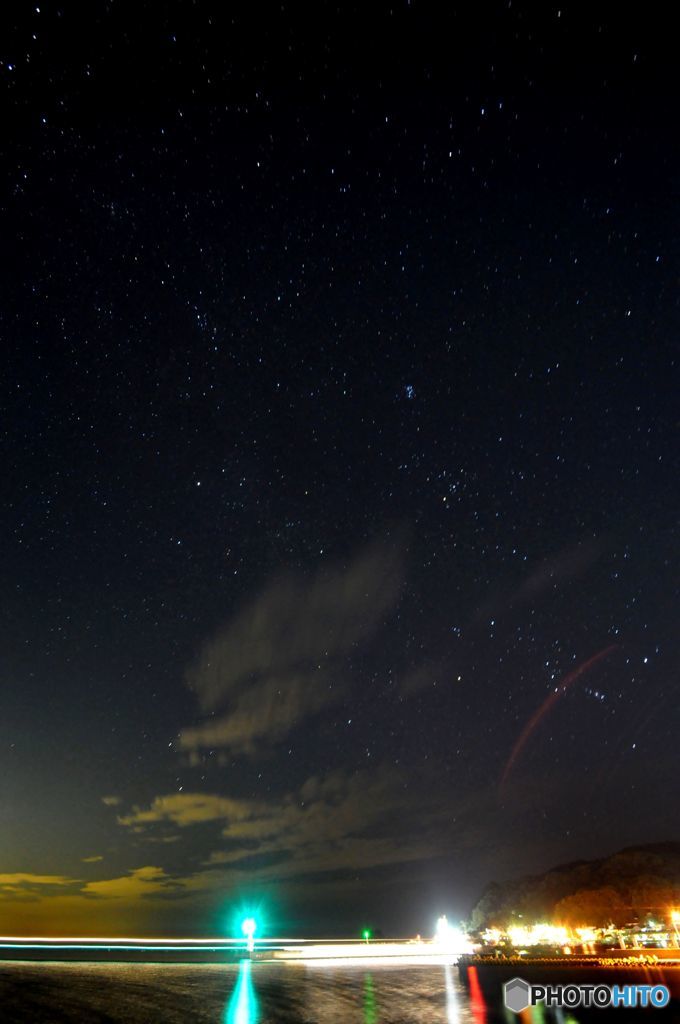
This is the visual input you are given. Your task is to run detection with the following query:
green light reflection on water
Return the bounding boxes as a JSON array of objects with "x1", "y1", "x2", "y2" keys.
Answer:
[
  {"x1": 225, "y1": 959, "x2": 259, "y2": 1024},
  {"x1": 363, "y1": 972, "x2": 377, "y2": 1024}
]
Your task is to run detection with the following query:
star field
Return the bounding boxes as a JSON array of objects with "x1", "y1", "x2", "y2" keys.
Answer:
[{"x1": 0, "y1": 1, "x2": 678, "y2": 936}]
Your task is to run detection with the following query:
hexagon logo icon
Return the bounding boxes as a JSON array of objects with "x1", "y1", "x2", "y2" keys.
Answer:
[{"x1": 504, "y1": 977, "x2": 531, "y2": 1014}]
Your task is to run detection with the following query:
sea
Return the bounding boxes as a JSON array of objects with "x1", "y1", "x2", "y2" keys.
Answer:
[{"x1": 1, "y1": 960, "x2": 679, "y2": 1023}]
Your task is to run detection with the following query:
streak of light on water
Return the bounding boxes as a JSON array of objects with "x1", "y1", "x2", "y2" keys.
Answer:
[
  {"x1": 0, "y1": 961, "x2": 477, "y2": 1023},
  {"x1": 2, "y1": 960, "x2": 677, "y2": 1023}
]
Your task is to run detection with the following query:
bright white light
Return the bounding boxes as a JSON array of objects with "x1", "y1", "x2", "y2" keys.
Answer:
[
  {"x1": 444, "y1": 963, "x2": 460, "y2": 1023},
  {"x1": 433, "y1": 915, "x2": 473, "y2": 956},
  {"x1": 507, "y1": 923, "x2": 570, "y2": 947}
]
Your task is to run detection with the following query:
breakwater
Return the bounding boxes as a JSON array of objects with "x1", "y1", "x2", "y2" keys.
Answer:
[{"x1": 458, "y1": 954, "x2": 680, "y2": 1003}]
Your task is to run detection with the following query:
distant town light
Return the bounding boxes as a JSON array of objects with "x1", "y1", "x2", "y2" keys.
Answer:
[
  {"x1": 671, "y1": 910, "x2": 680, "y2": 944},
  {"x1": 507, "y1": 923, "x2": 570, "y2": 947}
]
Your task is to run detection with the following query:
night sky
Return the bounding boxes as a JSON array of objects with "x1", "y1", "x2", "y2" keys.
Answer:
[{"x1": 1, "y1": 2, "x2": 678, "y2": 938}]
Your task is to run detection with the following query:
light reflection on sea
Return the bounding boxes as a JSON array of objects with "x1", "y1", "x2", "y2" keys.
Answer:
[
  {"x1": 0, "y1": 960, "x2": 679, "y2": 1023},
  {"x1": 0, "y1": 961, "x2": 474, "y2": 1024}
]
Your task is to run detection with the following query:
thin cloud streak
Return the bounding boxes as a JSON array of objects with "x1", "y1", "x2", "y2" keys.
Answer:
[{"x1": 180, "y1": 541, "x2": 403, "y2": 756}]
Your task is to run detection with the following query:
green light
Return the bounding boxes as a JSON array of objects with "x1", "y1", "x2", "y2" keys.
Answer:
[
  {"x1": 228, "y1": 899, "x2": 268, "y2": 950},
  {"x1": 225, "y1": 959, "x2": 259, "y2": 1024},
  {"x1": 363, "y1": 972, "x2": 377, "y2": 1024},
  {"x1": 241, "y1": 917, "x2": 257, "y2": 953},
  {"x1": 362, "y1": 929, "x2": 371, "y2": 943}
]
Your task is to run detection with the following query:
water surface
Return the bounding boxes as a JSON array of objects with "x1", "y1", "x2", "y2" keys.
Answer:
[
  {"x1": 0, "y1": 961, "x2": 469, "y2": 1023},
  {"x1": 1, "y1": 960, "x2": 679, "y2": 1023}
]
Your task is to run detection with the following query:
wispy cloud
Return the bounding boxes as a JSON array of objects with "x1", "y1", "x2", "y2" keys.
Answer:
[
  {"x1": 471, "y1": 538, "x2": 602, "y2": 626},
  {"x1": 511, "y1": 539, "x2": 601, "y2": 603},
  {"x1": 0, "y1": 872, "x2": 78, "y2": 900},
  {"x1": 0, "y1": 866, "x2": 190, "y2": 935},
  {"x1": 0, "y1": 867, "x2": 178, "y2": 904},
  {"x1": 0, "y1": 771, "x2": 503, "y2": 934},
  {"x1": 398, "y1": 658, "x2": 454, "y2": 696},
  {"x1": 0, "y1": 873, "x2": 75, "y2": 885},
  {"x1": 82, "y1": 866, "x2": 178, "y2": 901},
  {"x1": 118, "y1": 792, "x2": 264, "y2": 829},
  {"x1": 117, "y1": 763, "x2": 457, "y2": 884},
  {"x1": 179, "y1": 541, "x2": 402, "y2": 756}
]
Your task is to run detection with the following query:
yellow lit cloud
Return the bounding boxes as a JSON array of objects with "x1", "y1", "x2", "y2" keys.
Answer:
[
  {"x1": 0, "y1": 866, "x2": 190, "y2": 936},
  {"x1": 0, "y1": 873, "x2": 75, "y2": 887},
  {"x1": 117, "y1": 792, "x2": 262, "y2": 828},
  {"x1": 82, "y1": 866, "x2": 175, "y2": 900},
  {"x1": 117, "y1": 763, "x2": 459, "y2": 886}
]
